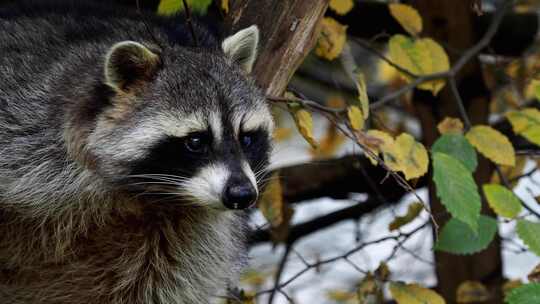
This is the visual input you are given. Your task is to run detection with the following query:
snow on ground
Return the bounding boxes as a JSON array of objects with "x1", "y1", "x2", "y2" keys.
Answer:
[{"x1": 245, "y1": 115, "x2": 540, "y2": 303}]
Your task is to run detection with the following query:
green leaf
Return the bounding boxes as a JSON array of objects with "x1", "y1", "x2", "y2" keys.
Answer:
[
  {"x1": 432, "y1": 152, "x2": 481, "y2": 231},
  {"x1": 505, "y1": 283, "x2": 540, "y2": 304},
  {"x1": 516, "y1": 220, "x2": 540, "y2": 257},
  {"x1": 157, "y1": 0, "x2": 213, "y2": 15},
  {"x1": 435, "y1": 215, "x2": 498, "y2": 255},
  {"x1": 432, "y1": 134, "x2": 477, "y2": 172},
  {"x1": 482, "y1": 184, "x2": 523, "y2": 218}
]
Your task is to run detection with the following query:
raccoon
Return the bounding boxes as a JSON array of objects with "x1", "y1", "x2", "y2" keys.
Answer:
[{"x1": 0, "y1": 1, "x2": 274, "y2": 303}]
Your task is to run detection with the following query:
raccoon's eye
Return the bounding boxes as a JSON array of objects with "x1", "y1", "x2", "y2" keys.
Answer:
[
  {"x1": 240, "y1": 133, "x2": 254, "y2": 148},
  {"x1": 185, "y1": 134, "x2": 208, "y2": 153}
]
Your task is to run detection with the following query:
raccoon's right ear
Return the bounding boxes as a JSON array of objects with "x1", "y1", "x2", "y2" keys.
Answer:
[
  {"x1": 104, "y1": 41, "x2": 161, "y2": 92},
  {"x1": 222, "y1": 25, "x2": 259, "y2": 74}
]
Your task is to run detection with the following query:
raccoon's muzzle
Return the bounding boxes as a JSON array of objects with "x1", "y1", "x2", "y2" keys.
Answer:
[{"x1": 222, "y1": 176, "x2": 257, "y2": 210}]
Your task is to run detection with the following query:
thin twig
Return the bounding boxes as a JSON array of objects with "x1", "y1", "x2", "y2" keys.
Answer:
[{"x1": 181, "y1": 0, "x2": 199, "y2": 47}]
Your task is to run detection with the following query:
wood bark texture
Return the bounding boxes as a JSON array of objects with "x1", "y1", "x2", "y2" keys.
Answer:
[{"x1": 225, "y1": 0, "x2": 329, "y2": 96}]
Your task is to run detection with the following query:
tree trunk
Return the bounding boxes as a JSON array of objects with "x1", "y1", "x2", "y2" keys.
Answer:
[
  {"x1": 411, "y1": 0, "x2": 504, "y2": 302},
  {"x1": 225, "y1": 0, "x2": 328, "y2": 96}
]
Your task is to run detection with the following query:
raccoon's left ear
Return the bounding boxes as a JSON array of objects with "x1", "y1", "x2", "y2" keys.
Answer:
[
  {"x1": 222, "y1": 25, "x2": 259, "y2": 74},
  {"x1": 104, "y1": 41, "x2": 161, "y2": 92}
]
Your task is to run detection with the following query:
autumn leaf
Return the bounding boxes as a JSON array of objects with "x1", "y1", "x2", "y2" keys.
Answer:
[
  {"x1": 315, "y1": 17, "x2": 348, "y2": 61},
  {"x1": 389, "y1": 202, "x2": 424, "y2": 231},
  {"x1": 388, "y1": 4, "x2": 423, "y2": 36},
  {"x1": 357, "y1": 273, "x2": 383, "y2": 304},
  {"x1": 347, "y1": 106, "x2": 364, "y2": 131},
  {"x1": 363, "y1": 131, "x2": 428, "y2": 179},
  {"x1": 221, "y1": 0, "x2": 229, "y2": 13},
  {"x1": 524, "y1": 79, "x2": 540, "y2": 102},
  {"x1": 311, "y1": 124, "x2": 346, "y2": 159},
  {"x1": 390, "y1": 282, "x2": 446, "y2": 304},
  {"x1": 290, "y1": 106, "x2": 318, "y2": 148},
  {"x1": 482, "y1": 184, "x2": 523, "y2": 218},
  {"x1": 490, "y1": 156, "x2": 526, "y2": 188},
  {"x1": 466, "y1": 125, "x2": 516, "y2": 167},
  {"x1": 392, "y1": 133, "x2": 429, "y2": 180},
  {"x1": 388, "y1": 35, "x2": 450, "y2": 95},
  {"x1": 329, "y1": 0, "x2": 354, "y2": 15},
  {"x1": 273, "y1": 127, "x2": 293, "y2": 142},
  {"x1": 326, "y1": 290, "x2": 356, "y2": 303},
  {"x1": 437, "y1": 117, "x2": 464, "y2": 134},
  {"x1": 240, "y1": 269, "x2": 267, "y2": 288},
  {"x1": 257, "y1": 173, "x2": 283, "y2": 227},
  {"x1": 355, "y1": 72, "x2": 370, "y2": 119},
  {"x1": 506, "y1": 108, "x2": 540, "y2": 146},
  {"x1": 456, "y1": 281, "x2": 490, "y2": 303},
  {"x1": 364, "y1": 130, "x2": 395, "y2": 165}
]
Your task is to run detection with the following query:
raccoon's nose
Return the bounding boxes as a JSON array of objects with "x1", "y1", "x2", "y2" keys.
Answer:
[{"x1": 223, "y1": 180, "x2": 257, "y2": 210}]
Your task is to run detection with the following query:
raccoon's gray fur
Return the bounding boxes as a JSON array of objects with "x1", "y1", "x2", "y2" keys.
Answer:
[{"x1": 0, "y1": 1, "x2": 274, "y2": 303}]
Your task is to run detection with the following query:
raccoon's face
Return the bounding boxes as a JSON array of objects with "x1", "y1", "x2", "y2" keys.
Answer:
[{"x1": 84, "y1": 26, "x2": 273, "y2": 210}]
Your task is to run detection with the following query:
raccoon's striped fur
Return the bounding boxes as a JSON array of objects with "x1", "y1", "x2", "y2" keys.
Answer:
[{"x1": 0, "y1": 1, "x2": 273, "y2": 303}]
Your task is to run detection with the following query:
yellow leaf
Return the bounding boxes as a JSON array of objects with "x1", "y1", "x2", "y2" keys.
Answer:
[
  {"x1": 416, "y1": 38, "x2": 450, "y2": 94},
  {"x1": 326, "y1": 290, "x2": 356, "y2": 303},
  {"x1": 315, "y1": 17, "x2": 348, "y2": 61},
  {"x1": 329, "y1": 0, "x2": 354, "y2": 15},
  {"x1": 466, "y1": 125, "x2": 516, "y2": 167},
  {"x1": 490, "y1": 156, "x2": 526, "y2": 188},
  {"x1": 258, "y1": 173, "x2": 283, "y2": 227},
  {"x1": 347, "y1": 106, "x2": 364, "y2": 131},
  {"x1": 364, "y1": 131, "x2": 428, "y2": 179},
  {"x1": 437, "y1": 117, "x2": 464, "y2": 135},
  {"x1": 506, "y1": 108, "x2": 540, "y2": 146},
  {"x1": 357, "y1": 273, "x2": 383, "y2": 304},
  {"x1": 327, "y1": 95, "x2": 347, "y2": 109},
  {"x1": 392, "y1": 133, "x2": 429, "y2": 180},
  {"x1": 376, "y1": 57, "x2": 400, "y2": 83},
  {"x1": 355, "y1": 72, "x2": 370, "y2": 119},
  {"x1": 273, "y1": 127, "x2": 293, "y2": 142},
  {"x1": 364, "y1": 130, "x2": 395, "y2": 165},
  {"x1": 311, "y1": 124, "x2": 346, "y2": 159},
  {"x1": 291, "y1": 108, "x2": 318, "y2": 148},
  {"x1": 390, "y1": 282, "x2": 446, "y2": 304},
  {"x1": 389, "y1": 4, "x2": 423, "y2": 36},
  {"x1": 240, "y1": 269, "x2": 267, "y2": 288},
  {"x1": 388, "y1": 35, "x2": 450, "y2": 95},
  {"x1": 389, "y1": 202, "x2": 424, "y2": 231},
  {"x1": 456, "y1": 281, "x2": 490, "y2": 303},
  {"x1": 221, "y1": 0, "x2": 229, "y2": 13}
]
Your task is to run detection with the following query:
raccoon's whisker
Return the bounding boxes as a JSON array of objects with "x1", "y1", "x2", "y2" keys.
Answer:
[
  {"x1": 126, "y1": 175, "x2": 189, "y2": 184},
  {"x1": 127, "y1": 181, "x2": 181, "y2": 186},
  {"x1": 127, "y1": 174, "x2": 189, "y2": 182}
]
